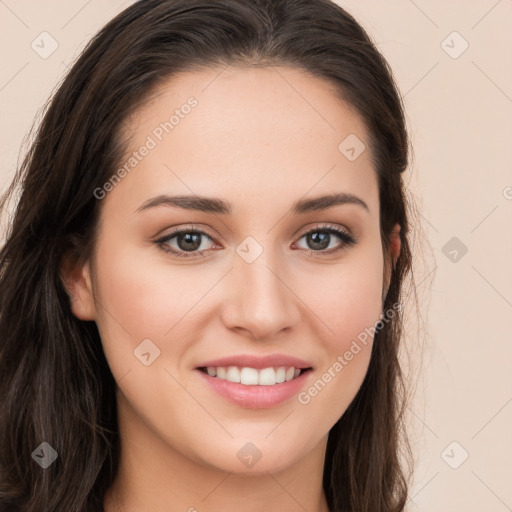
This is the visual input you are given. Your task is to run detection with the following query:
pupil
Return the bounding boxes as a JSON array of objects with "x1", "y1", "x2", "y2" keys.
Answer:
[{"x1": 308, "y1": 232, "x2": 329, "y2": 250}]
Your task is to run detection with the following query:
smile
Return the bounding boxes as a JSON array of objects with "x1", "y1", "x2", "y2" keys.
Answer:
[{"x1": 198, "y1": 366, "x2": 311, "y2": 386}]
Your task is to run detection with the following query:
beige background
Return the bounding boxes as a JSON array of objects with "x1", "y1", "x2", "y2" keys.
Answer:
[{"x1": 1, "y1": 1, "x2": 511, "y2": 510}]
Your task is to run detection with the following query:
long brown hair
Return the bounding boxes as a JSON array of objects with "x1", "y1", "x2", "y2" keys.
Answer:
[{"x1": 0, "y1": 1, "x2": 421, "y2": 510}]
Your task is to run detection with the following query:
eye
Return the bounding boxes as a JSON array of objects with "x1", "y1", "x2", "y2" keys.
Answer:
[
  {"x1": 294, "y1": 224, "x2": 357, "y2": 254},
  {"x1": 155, "y1": 226, "x2": 217, "y2": 258}
]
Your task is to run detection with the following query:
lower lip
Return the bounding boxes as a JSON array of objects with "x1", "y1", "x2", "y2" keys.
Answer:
[{"x1": 196, "y1": 369, "x2": 312, "y2": 409}]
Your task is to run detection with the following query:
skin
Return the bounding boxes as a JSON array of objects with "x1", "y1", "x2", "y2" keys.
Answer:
[{"x1": 62, "y1": 65, "x2": 400, "y2": 512}]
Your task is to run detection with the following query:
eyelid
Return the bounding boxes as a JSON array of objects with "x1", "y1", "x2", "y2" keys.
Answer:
[
  {"x1": 155, "y1": 224, "x2": 219, "y2": 243},
  {"x1": 293, "y1": 223, "x2": 357, "y2": 251},
  {"x1": 296, "y1": 222, "x2": 352, "y2": 238}
]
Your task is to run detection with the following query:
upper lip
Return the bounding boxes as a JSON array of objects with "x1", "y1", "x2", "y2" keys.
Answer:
[{"x1": 196, "y1": 354, "x2": 313, "y2": 370}]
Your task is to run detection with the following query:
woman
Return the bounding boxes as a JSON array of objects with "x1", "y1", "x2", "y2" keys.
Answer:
[{"x1": 0, "y1": 0, "x2": 419, "y2": 510}]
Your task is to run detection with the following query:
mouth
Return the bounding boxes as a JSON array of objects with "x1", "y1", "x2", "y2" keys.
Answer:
[
  {"x1": 194, "y1": 354, "x2": 314, "y2": 408},
  {"x1": 197, "y1": 365, "x2": 313, "y2": 386}
]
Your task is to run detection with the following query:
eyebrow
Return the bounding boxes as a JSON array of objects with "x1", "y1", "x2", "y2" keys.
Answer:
[{"x1": 135, "y1": 192, "x2": 369, "y2": 215}]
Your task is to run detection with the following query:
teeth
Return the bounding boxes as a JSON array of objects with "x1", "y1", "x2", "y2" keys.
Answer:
[
  {"x1": 203, "y1": 365, "x2": 306, "y2": 385},
  {"x1": 241, "y1": 367, "x2": 259, "y2": 385},
  {"x1": 258, "y1": 367, "x2": 276, "y2": 386},
  {"x1": 226, "y1": 366, "x2": 241, "y2": 383}
]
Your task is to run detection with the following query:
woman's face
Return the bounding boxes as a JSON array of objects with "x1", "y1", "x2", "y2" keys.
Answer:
[{"x1": 68, "y1": 65, "x2": 399, "y2": 475}]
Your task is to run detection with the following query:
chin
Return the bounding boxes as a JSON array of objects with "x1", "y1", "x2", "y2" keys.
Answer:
[{"x1": 190, "y1": 435, "x2": 314, "y2": 476}]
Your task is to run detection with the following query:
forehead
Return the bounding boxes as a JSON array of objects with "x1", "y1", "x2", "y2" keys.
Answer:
[{"x1": 112, "y1": 65, "x2": 378, "y2": 215}]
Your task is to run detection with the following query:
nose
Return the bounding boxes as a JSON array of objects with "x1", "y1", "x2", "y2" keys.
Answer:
[{"x1": 220, "y1": 250, "x2": 301, "y2": 341}]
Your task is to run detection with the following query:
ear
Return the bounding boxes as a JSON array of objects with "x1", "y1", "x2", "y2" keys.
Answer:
[
  {"x1": 382, "y1": 224, "x2": 401, "y2": 303},
  {"x1": 60, "y1": 250, "x2": 97, "y2": 321}
]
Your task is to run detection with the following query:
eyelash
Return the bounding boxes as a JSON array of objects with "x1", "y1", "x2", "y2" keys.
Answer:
[{"x1": 154, "y1": 223, "x2": 358, "y2": 259}]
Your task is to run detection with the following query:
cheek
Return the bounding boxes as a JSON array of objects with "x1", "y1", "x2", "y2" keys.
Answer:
[
  {"x1": 90, "y1": 236, "x2": 215, "y2": 373},
  {"x1": 304, "y1": 253, "x2": 384, "y2": 351},
  {"x1": 296, "y1": 252, "x2": 384, "y2": 409}
]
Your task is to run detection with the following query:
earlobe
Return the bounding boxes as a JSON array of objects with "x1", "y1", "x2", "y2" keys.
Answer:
[{"x1": 60, "y1": 252, "x2": 97, "y2": 321}]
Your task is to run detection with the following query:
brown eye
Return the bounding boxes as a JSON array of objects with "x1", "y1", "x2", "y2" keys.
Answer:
[{"x1": 155, "y1": 229, "x2": 216, "y2": 258}]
